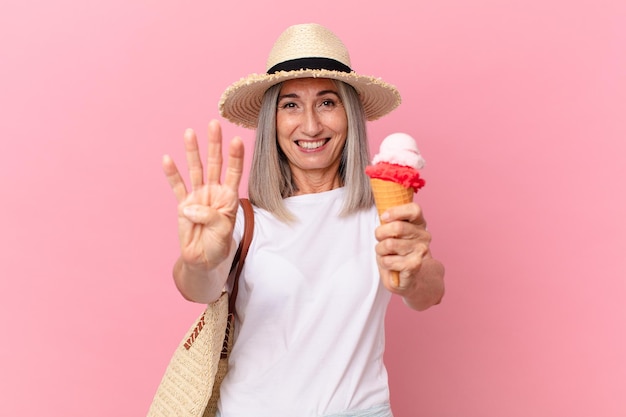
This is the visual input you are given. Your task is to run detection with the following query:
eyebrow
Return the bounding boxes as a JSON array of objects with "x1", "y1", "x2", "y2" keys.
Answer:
[{"x1": 277, "y1": 90, "x2": 340, "y2": 101}]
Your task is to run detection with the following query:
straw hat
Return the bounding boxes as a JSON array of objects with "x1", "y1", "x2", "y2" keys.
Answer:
[{"x1": 218, "y1": 23, "x2": 402, "y2": 129}]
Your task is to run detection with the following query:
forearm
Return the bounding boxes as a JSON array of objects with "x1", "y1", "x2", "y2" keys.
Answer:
[
  {"x1": 402, "y1": 256, "x2": 445, "y2": 311},
  {"x1": 172, "y1": 241, "x2": 236, "y2": 304}
]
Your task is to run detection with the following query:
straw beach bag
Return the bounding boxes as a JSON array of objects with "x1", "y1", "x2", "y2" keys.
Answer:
[{"x1": 147, "y1": 199, "x2": 254, "y2": 417}]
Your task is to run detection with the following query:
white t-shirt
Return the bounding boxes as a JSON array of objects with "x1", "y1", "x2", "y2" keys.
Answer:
[{"x1": 220, "y1": 188, "x2": 391, "y2": 416}]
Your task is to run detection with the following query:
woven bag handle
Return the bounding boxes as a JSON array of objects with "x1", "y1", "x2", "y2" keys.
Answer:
[{"x1": 227, "y1": 198, "x2": 254, "y2": 316}]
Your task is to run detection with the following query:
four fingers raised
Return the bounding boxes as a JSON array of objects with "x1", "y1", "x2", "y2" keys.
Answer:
[{"x1": 162, "y1": 120, "x2": 244, "y2": 201}]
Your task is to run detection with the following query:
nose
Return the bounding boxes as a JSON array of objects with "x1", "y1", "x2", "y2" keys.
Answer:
[{"x1": 301, "y1": 106, "x2": 323, "y2": 137}]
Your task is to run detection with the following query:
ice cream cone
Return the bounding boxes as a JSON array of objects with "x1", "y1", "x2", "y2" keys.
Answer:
[
  {"x1": 370, "y1": 178, "x2": 414, "y2": 217},
  {"x1": 370, "y1": 178, "x2": 414, "y2": 287},
  {"x1": 367, "y1": 133, "x2": 426, "y2": 288}
]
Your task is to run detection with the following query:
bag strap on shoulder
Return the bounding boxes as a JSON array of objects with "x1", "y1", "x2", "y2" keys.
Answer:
[{"x1": 227, "y1": 198, "x2": 254, "y2": 315}]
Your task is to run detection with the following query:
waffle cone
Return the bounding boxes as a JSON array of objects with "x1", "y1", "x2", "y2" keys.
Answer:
[{"x1": 370, "y1": 178, "x2": 414, "y2": 218}]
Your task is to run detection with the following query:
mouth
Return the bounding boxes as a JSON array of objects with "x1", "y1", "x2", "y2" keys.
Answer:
[{"x1": 295, "y1": 138, "x2": 330, "y2": 150}]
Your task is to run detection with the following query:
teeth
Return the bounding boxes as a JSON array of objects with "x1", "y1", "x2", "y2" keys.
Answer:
[{"x1": 298, "y1": 139, "x2": 326, "y2": 149}]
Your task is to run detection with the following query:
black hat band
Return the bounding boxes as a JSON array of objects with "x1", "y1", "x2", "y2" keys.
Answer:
[{"x1": 267, "y1": 57, "x2": 352, "y2": 74}]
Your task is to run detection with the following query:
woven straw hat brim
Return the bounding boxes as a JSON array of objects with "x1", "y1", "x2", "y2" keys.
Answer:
[{"x1": 218, "y1": 68, "x2": 401, "y2": 129}]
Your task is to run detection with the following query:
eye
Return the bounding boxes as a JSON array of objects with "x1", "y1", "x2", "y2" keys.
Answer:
[
  {"x1": 318, "y1": 99, "x2": 339, "y2": 110},
  {"x1": 279, "y1": 102, "x2": 297, "y2": 110}
]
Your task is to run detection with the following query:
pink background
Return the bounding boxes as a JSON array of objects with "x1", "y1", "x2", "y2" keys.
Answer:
[{"x1": 1, "y1": 1, "x2": 624, "y2": 416}]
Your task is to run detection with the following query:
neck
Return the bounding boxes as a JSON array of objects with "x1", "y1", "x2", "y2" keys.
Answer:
[{"x1": 291, "y1": 170, "x2": 342, "y2": 195}]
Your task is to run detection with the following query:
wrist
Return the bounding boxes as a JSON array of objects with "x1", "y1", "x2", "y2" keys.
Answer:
[{"x1": 401, "y1": 258, "x2": 445, "y2": 311}]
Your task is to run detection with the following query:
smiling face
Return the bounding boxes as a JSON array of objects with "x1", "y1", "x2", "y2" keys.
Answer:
[{"x1": 276, "y1": 78, "x2": 348, "y2": 194}]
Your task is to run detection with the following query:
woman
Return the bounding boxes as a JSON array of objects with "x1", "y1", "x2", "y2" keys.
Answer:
[{"x1": 162, "y1": 23, "x2": 444, "y2": 417}]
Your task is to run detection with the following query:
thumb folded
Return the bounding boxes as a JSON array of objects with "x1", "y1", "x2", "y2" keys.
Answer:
[{"x1": 182, "y1": 205, "x2": 212, "y2": 224}]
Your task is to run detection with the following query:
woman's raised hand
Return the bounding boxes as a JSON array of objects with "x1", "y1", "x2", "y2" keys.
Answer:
[{"x1": 162, "y1": 120, "x2": 244, "y2": 271}]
